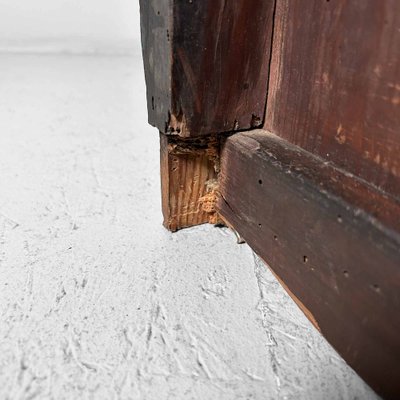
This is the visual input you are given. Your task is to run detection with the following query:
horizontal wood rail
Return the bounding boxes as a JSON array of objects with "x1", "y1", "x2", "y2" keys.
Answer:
[{"x1": 218, "y1": 131, "x2": 400, "y2": 399}]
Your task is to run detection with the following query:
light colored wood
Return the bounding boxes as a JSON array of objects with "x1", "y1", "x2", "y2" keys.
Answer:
[{"x1": 160, "y1": 134, "x2": 221, "y2": 231}]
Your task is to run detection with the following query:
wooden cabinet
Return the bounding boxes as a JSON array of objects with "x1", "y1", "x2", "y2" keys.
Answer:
[{"x1": 140, "y1": 1, "x2": 400, "y2": 398}]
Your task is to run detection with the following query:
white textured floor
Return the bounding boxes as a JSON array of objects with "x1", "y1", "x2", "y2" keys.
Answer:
[{"x1": 0, "y1": 53, "x2": 378, "y2": 400}]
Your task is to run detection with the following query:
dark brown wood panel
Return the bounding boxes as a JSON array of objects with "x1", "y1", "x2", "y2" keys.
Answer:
[
  {"x1": 140, "y1": 0, "x2": 276, "y2": 137},
  {"x1": 140, "y1": 0, "x2": 173, "y2": 132},
  {"x1": 218, "y1": 131, "x2": 400, "y2": 400},
  {"x1": 265, "y1": 0, "x2": 400, "y2": 198}
]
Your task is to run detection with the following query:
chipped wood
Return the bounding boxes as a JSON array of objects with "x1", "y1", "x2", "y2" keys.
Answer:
[
  {"x1": 142, "y1": 2, "x2": 400, "y2": 397},
  {"x1": 160, "y1": 134, "x2": 222, "y2": 231}
]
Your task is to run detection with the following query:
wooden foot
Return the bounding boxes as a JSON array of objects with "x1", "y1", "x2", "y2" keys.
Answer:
[{"x1": 160, "y1": 133, "x2": 221, "y2": 232}]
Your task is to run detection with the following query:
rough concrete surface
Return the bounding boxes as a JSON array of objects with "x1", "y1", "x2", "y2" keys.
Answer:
[{"x1": 0, "y1": 53, "x2": 379, "y2": 400}]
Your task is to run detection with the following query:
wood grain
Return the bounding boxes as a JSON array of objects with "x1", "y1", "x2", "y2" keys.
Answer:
[
  {"x1": 139, "y1": 0, "x2": 172, "y2": 132},
  {"x1": 160, "y1": 134, "x2": 220, "y2": 231},
  {"x1": 140, "y1": 0, "x2": 276, "y2": 137},
  {"x1": 265, "y1": 0, "x2": 400, "y2": 198},
  {"x1": 218, "y1": 131, "x2": 400, "y2": 400}
]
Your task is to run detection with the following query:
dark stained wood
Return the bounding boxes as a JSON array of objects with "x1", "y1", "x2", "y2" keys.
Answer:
[
  {"x1": 160, "y1": 134, "x2": 221, "y2": 231},
  {"x1": 140, "y1": 0, "x2": 276, "y2": 137},
  {"x1": 265, "y1": 0, "x2": 400, "y2": 198},
  {"x1": 218, "y1": 131, "x2": 400, "y2": 400},
  {"x1": 139, "y1": 0, "x2": 172, "y2": 131},
  {"x1": 142, "y1": 1, "x2": 400, "y2": 396}
]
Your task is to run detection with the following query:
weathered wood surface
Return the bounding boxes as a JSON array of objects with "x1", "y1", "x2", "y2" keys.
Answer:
[
  {"x1": 218, "y1": 131, "x2": 400, "y2": 400},
  {"x1": 140, "y1": 0, "x2": 276, "y2": 137},
  {"x1": 265, "y1": 0, "x2": 400, "y2": 198},
  {"x1": 160, "y1": 134, "x2": 220, "y2": 231},
  {"x1": 140, "y1": 0, "x2": 172, "y2": 133}
]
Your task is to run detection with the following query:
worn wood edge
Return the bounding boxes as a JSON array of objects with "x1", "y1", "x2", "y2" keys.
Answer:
[
  {"x1": 217, "y1": 130, "x2": 400, "y2": 399},
  {"x1": 139, "y1": 0, "x2": 173, "y2": 131},
  {"x1": 140, "y1": 0, "x2": 276, "y2": 138},
  {"x1": 264, "y1": 260, "x2": 322, "y2": 332},
  {"x1": 240, "y1": 131, "x2": 400, "y2": 234},
  {"x1": 160, "y1": 133, "x2": 223, "y2": 231},
  {"x1": 169, "y1": 0, "x2": 275, "y2": 137}
]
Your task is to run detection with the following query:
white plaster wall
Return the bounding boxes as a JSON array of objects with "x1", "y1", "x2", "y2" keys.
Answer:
[{"x1": 0, "y1": 0, "x2": 141, "y2": 53}]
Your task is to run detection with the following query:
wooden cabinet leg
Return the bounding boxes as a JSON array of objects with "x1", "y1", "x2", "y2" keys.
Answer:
[{"x1": 160, "y1": 133, "x2": 221, "y2": 232}]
